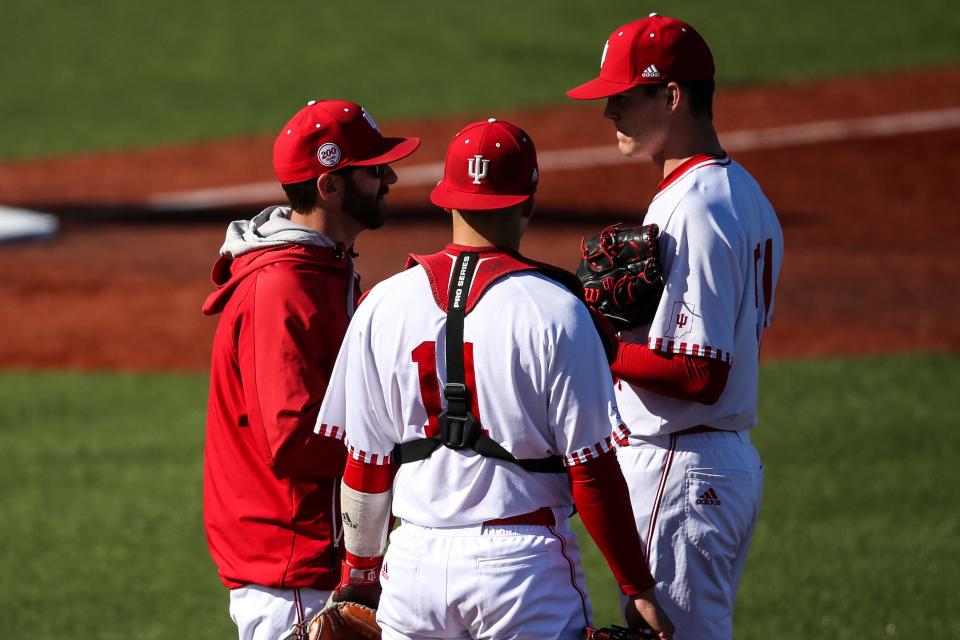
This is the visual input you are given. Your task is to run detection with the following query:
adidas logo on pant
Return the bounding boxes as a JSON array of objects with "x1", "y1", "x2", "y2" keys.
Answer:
[
  {"x1": 696, "y1": 487, "x2": 721, "y2": 506},
  {"x1": 641, "y1": 64, "x2": 661, "y2": 79}
]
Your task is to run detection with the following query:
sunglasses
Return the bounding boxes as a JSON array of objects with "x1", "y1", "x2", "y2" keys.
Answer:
[{"x1": 337, "y1": 164, "x2": 387, "y2": 179}]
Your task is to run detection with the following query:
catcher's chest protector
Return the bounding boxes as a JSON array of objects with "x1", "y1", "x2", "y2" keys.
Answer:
[{"x1": 393, "y1": 250, "x2": 577, "y2": 473}]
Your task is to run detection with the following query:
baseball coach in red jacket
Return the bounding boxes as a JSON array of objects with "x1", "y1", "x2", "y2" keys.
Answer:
[{"x1": 202, "y1": 99, "x2": 420, "y2": 640}]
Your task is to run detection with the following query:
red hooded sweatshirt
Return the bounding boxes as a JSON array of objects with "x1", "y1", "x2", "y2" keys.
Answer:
[{"x1": 202, "y1": 239, "x2": 355, "y2": 590}]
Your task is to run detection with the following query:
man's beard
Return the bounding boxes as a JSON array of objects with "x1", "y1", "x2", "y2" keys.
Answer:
[{"x1": 342, "y1": 179, "x2": 388, "y2": 230}]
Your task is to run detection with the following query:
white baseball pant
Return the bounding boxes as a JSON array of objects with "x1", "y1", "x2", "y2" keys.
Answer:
[
  {"x1": 229, "y1": 584, "x2": 332, "y2": 640},
  {"x1": 377, "y1": 517, "x2": 592, "y2": 639},
  {"x1": 617, "y1": 429, "x2": 763, "y2": 640}
]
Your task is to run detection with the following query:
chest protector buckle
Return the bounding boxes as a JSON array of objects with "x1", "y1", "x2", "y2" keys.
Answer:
[{"x1": 438, "y1": 383, "x2": 481, "y2": 450}]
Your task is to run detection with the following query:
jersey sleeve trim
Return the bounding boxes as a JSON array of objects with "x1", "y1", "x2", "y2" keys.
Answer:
[
  {"x1": 346, "y1": 442, "x2": 393, "y2": 466},
  {"x1": 564, "y1": 424, "x2": 630, "y2": 467},
  {"x1": 648, "y1": 336, "x2": 733, "y2": 365},
  {"x1": 315, "y1": 423, "x2": 346, "y2": 440}
]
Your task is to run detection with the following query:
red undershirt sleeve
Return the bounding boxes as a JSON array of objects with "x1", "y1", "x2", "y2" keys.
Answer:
[
  {"x1": 343, "y1": 456, "x2": 397, "y2": 494},
  {"x1": 611, "y1": 340, "x2": 730, "y2": 404},
  {"x1": 569, "y1": 451, "x2": 655, "y2": 597}
]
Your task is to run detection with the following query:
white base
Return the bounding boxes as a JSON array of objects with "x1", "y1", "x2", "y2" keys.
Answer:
[{"x1": 0, "y1": 205, "x2": 59, "y2": 243}]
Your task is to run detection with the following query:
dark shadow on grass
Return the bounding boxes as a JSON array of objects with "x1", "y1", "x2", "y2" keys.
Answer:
[
  {"x1": 42, "y1": 202, "x2": 642, "y2": 226},
  {"x1": 39, "y1": 202, "x2": 824, "y2": 230}
]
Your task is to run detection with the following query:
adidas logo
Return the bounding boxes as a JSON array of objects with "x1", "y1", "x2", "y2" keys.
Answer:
[
  {"x1": 641, "y1": 64, "x2": 661, "y2": 79},
  {"x1": 696, "y1": 487, "x2": 721, "y2": 506}
]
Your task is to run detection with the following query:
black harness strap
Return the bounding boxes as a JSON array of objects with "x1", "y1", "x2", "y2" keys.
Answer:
[{"x1": 393, "y1": 252, "x2": 565, "y2": 473}]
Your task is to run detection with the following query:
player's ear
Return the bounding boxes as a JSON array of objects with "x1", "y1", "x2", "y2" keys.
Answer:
[
  {"x1": 317, "y1": 173, "x2": 344, "y2": 204},
  {"x1": 665, "y1": 82, "x2": 682, "y2": 114}
]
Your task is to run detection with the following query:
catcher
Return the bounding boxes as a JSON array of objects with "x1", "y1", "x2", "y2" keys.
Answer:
[
  {"x1": 285, "y1": 229, "x2": 669, "y2": 640},
  {"x1": 286, "y1": 233, "x2": 669, "y2": 640},
  {"x1": 313, "y1": 118, "x2": 674, "y2": 640}
]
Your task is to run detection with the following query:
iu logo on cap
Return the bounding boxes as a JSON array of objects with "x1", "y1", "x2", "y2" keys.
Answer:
[{"x1": 467, "y1": 154, "x2": 490, "y2": 184}]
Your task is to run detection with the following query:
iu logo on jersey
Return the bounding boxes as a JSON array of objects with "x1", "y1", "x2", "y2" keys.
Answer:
[
  {"x1": 665, "y1": 299, "x2": 698, "y2": 339},
  {"x1": 467, "y1": 154, "x2": 490, "y2": 184}
]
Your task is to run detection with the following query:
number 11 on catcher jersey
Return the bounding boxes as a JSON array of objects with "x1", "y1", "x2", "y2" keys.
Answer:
[{"x1": 411, "y1": 340, "x2": 482, "y2": 437}]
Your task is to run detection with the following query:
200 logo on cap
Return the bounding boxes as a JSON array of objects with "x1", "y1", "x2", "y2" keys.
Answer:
[{"x1": 317, "y1": 143, "x2": 342, "y2": 167}]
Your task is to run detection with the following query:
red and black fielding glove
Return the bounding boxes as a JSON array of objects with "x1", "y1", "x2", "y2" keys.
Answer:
[
  {"x1": 587, "y1": 624, "x2": 659, "y2": 639},
  {"x1": 331, "y1": 552, "x2": 383, "y2": 609},
  {"x1": 577, "y1": 223, "x2": 664, "y2": 330}
]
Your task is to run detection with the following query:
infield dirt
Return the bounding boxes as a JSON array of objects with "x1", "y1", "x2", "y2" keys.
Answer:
[{"x1": 0, "y1": 67, "x2": 957, "y2": 370}]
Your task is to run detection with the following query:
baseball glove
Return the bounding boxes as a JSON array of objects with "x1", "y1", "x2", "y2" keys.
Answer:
[
  {"x1": 587, "y1": 624, "x2": 659, "y2": 639},
  {"x1": 283, "y1": 601, "x2": 380, "y2": 640},
  {"x1": 577, "y1": 223, "x2": 664, "y2": 330}
]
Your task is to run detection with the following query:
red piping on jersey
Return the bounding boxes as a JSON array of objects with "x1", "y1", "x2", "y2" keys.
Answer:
[
  {"x1": 548, "y1": 523, "x2": 591, "y2": 628},
  {"x1": 645, "y1": 435, "x2": 678, "y2": 562},
  {"x1": 655, "y1": 152, "x2": 731, "y2": 194}
]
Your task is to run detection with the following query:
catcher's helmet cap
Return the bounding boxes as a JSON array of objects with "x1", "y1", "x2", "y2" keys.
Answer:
[
  {"x1": 430, "y1": 118, "x2": 539, "y2": 212},
  {"x1": 273, "y1": 99, "x2": 421, "y2": 183},
  {"x1": 567, "y1": 14, "x2": 714, "y2": 100}
]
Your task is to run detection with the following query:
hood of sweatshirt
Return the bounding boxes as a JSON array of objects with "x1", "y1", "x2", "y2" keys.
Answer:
[
  {"x1": 202, "y1": 206, "x2": 355, "y2": 316},
  {"x1": 220, "y1": 205, "x2": 336, "y2": 258}
]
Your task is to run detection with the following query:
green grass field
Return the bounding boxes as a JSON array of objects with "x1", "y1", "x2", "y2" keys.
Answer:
[
  {"x1": 1, "y1": 1, "x2": 959, "y2": 160},
  {"x1": 2, "y1": 354, "x2": 958, "y2": 638}
]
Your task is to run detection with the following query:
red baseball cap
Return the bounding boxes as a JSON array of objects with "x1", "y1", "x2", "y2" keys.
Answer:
[
  {"x1": 272, "y1": 99, "x2": 421, "y2": 183},
  {"x1": 567, "y1": 13, "x2": 714, "y2": 100},
  {"x1": 430, "y1": 118, "x2": 539, "y2": 211}
]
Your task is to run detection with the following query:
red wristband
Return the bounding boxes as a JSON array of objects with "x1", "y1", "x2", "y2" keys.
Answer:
[{"x1": 341, "y1": 553, "x2": 382, "y2": 586}]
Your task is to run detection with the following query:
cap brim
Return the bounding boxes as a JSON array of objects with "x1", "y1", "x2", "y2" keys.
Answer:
[
  {"x1": 566, "y1": 77, "x2": 640, "y2": 100},
  {"x1": 429, "y1": 183, "x2": 532, "y2": 212},
  {"x1": 352, "y1": 136, "x2": 422, "y2": 166}
]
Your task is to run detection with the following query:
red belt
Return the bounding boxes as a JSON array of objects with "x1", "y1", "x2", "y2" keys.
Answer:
[
  {"x1": 483, "y1": 506, "x2": 555, "y2": 527},
  {"x1": 674, "y1": 425, "x2": 724, "y2": 436}
]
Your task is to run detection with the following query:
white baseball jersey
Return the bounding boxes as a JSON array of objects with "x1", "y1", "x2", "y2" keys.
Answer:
[
  {"x1": 617, "y1": 154, "x2": 784, "y2": 437},
  {"x1": 315, "y1": 248, "x2": 626, "y2": 527}
]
